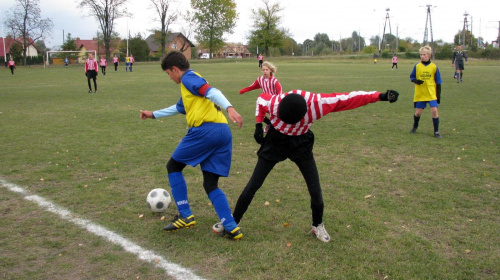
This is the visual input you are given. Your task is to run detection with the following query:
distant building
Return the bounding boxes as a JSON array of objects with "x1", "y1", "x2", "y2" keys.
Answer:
[
  {"x1": 0, "y1": 36, "x2": 40, "y2": 59},
  {"x1": 199, "y1": 43, "x2": 251, "y2": 59},
  {"x1": 74, "y1": 38, "x2": 120, "y2": 62},
  {"x1": 145, "y1": 32, "x2": 195, "y2": 59}
]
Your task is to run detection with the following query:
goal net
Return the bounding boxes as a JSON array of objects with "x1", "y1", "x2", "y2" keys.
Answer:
[{"x1": 45, "y1": 50, "x2": 97, "y2": 67}]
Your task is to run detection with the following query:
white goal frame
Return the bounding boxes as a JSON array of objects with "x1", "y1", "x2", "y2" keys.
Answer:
[{"x1": 45, "y1": 50, "x2": 97, "y2": 68}]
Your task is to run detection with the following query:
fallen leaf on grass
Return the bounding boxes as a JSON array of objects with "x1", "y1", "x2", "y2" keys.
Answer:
[
  {"x1": 465, "y1": 249, "x2": 471, "y2": 254},
  {"x1": 275, "y1": 199, "x2": 280, "y2": 203},
  {"x1": 284, "y1": 222, "x2": 290, "y2": 227},
  {"x1": 161, "y1": 216, "x2": 165, "y2": 221},
  {"x1": 138, "y1": 214, "x2": 144, "y2": 218},
  {"x1": 264, "y1": 201, "x2": 270, "y2": 206},
  {"x1": 286, "y1": 242, "x2": 292, "y2": 247},
  {"x1": 364, "y1": 195, "x2": 372, "y2": 199}
]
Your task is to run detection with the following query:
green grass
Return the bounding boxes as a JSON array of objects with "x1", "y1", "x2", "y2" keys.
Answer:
[{"x1": 1, "y1": 57, "x2": 499, "y2": 279}]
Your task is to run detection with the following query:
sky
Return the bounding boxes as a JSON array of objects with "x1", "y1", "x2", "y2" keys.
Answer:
[{"x1": 1, "y1": 0, "x2": 498, "y2": 49}]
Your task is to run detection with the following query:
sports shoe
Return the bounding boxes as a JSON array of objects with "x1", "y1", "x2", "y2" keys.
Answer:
[
  {"x1": 220, "y1": 226, "x2": 243, "y2": 240},
  {"x1": 212, "y1": 221, "x2": 225, "y2": 234},
  {"x1": 309, "y1": 223, "x2": 330, "y2": 243},
  {"x1": 94, "y1": 90, "x2": 98, "y2": 93},
  {"x1": 434, "y1": 132, "x2": 442, "y2": 139},
  {"x1": 163, "y1": 214, "x2": 196, "y2": 231},
  {"x1": 410, "y1": 127, "x2": 417, "y2": 134},
  {"x1": 88, "y1": 90, "x2": 92, "y2": 93}
]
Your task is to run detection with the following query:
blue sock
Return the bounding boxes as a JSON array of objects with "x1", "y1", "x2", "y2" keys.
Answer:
[
  {"x1": 208, "y1": 188, "x2": 238, "y2": 231},
  {"x1": 168, "y1": 172, "x2": 192, "y2": 218}
]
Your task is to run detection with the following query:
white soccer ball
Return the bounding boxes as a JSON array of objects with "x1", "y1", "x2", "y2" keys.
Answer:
[{"x1": 147, "y1": 188, "x2": 171, "y2": 212}]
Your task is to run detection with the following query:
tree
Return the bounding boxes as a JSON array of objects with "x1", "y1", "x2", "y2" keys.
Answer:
[
  {"x1": 78, "y1": 0, "x2": 129, "y2": 60},
  {"x1": 4, "y1": 0, "x2": 53, "y2": 65},
  {"x1": 59, "y1": 33, "x2": 78, "y2": 60},
  {"x1": 150, "y1": 0, "x2": 178, "y2": 57},
  {"x1": 119, "y1": 33, "x2": 150, "y2": 61},
  {"x1": 191, "y1": 0, "x2": 237, "y2": 58},
  {"x1": 247, "y1": 0, "x2": 286, "y2": 57}
]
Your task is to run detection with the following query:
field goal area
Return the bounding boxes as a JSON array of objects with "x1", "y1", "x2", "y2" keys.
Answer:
[{"x1": 45, "y1": 50, "x2": 97, "y2": 67}]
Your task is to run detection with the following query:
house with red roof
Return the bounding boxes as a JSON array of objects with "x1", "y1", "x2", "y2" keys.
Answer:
[{"x1": 0, "y1": 36, "x2": 40, "y2": 60}]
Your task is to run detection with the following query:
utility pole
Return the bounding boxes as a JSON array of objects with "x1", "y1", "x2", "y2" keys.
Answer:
[
  {"x1": 462, "y1": 12, "x2": 470, "y2": 47},
  {"x1": 379, "y1": 8, "x2": 392, "y2": 56}
]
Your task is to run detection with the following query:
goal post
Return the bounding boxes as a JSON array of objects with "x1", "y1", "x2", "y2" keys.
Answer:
[{"x1": 45, "y1": 50, "x2": 97, "y2": 68}]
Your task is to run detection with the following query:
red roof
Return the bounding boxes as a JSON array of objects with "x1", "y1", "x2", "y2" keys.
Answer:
[
  {"x1": 0, "y1": 37, "x2": 40, "y2": 57},
  {"x1": 75, "y1": 38, "x2": 98, "y2": 51}
]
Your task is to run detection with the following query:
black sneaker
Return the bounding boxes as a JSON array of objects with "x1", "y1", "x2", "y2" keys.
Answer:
[
  {"x1": 410, "y1": 127, "x2": 417, "y2": 134},
  {"x1": 434, "y1": 132, "x2": 442, "y2": 139},
  {"x1": 220, "y1": 226, "x2": 243, "y2": 240},
  {"x1": 163, "y1": 214, "x2": 196, "y2": 231}
]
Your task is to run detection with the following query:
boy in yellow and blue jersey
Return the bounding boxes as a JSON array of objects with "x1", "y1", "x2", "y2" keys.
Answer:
[
  {"x1": 409, "y1": 45, "x2": 443, "y2": 138},
  {"x1": 140, "y1": 51, "x2": 244, "y2": 240}
]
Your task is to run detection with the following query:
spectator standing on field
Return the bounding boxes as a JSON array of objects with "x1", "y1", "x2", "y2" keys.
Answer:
[
  {"x1": 85, "y1": 53, "x2": 98, "y2": 93},
  {"x1": 258, "y1": 53, "x2": 263, "y2": 68},
  {"x1": 139, "y1": 50, "x2": 244, "y2": 240},
  {"x1": 7, "y1": 57, "x2": 16, "y2": 76},
  {"x1": 391, "y1": 54, "x2": 398, "y2": 70},
  {"x1": 452, "y1": 44, "x2": 468, "y2": 83},
  {"x1": 99, "y1": 56, "x2": 107, "y2": 76},
  {"x1": 64, "y1": 57, "x2": 69, "y2": 67},
  {"x1": 212, "y1": 89, "x2": 399, "y2": 243},
  {"x1": 409, "y1": 45, "x2": 443, "y2": 138},
  {"x1": 112, "y1": 54, "x2": 119, "y2": 72}
]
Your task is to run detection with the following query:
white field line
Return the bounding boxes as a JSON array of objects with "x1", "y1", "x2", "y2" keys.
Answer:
[{"x1": 0, "y1": 178, "x2": 205, "y2": 280}]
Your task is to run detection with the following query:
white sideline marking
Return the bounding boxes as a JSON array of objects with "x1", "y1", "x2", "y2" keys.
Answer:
[{"x1": 1, "y1": 178, "x2": 205, "y2": 280}]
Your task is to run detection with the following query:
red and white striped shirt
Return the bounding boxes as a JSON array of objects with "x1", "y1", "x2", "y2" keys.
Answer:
[
  {"x1": 240, "y1": 75, "x2": 282, "y2": 95},
  {"x1": 99, "y1": 58, "x2": 107, "y2": 66},
  {"x1": 85, "y1": 58, "x2": 97, "y2": 72},
  {"x1": 256, "y1": 90, "x2": 382, "y2": 136}
]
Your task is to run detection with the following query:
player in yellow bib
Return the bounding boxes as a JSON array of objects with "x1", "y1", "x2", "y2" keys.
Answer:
[{"x1": 409, "y1": 45, "x2": 443, "y2": 138}]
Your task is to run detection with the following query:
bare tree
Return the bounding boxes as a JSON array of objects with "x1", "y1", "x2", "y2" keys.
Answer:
[
  {"x1": 77, "y1": 0, "x2": 129, "y2": 60},
  {"x1": 150, "y1": 0, "x2": 178, "y2": 57},
  {"x1": 4, "y1": 0, "x2": 53, "y2": 65}
]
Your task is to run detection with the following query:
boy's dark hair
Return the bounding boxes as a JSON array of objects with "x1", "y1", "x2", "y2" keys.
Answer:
[
  {"x1": 161, "y1": 51, "x2": 190, "y2": 71},
  {"x1": 278, "y1": 93, "x2": 308, "y2": 124}
]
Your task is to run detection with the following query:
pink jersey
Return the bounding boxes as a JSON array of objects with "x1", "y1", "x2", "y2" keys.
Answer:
[
  {"x1": 392, "y1": 56, "x2": 398, "y2": 63},
  {"x1": 99, "y1": 58, "x2": 107, "y2": 66},
  {"x1": 256, "y1": 90, "x2": 382, "y2": 136},
  {"x1": 85, "y1": 58, "x2": 97, "y2": 72},
  {"x1": 7, "y1": 61, "x2": 15, "y2": 67},
  {"x1": 113, "y1": 57, "x2": 119, "y2": 63},
  {"x1": 240, "y1": 75, "x2": 282, "y2": 95}
]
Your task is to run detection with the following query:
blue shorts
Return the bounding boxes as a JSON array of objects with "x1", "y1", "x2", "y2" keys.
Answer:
[
  {"x1": 414, "y1": 100, "x2": 439, "y2": 109},
  {"x1": 172, "y1": 122, "x2": 232, "y2": 177}
]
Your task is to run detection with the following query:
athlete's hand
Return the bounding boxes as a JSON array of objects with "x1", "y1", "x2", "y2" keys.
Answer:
[
  {"x1": 254, "y1": 123, "x2": 265, "y2": 144},
  {"x1": 140, "y1": 110, "x2": 153, "y2": 119},
  {"x1": 412, "y1": 79, "x2": 424, "y2": 85},
  {"x1": 227, "y1": 107, "x2": 243, "y2": 129},
  {"x1": 379, "y1": 90, "x2": 399, "y2": 103}
]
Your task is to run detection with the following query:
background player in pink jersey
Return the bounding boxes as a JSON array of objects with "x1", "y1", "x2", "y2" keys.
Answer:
[
  {"x1": 213, "y1": 89, "x2": 399, "y2": 243},
  {"x1": 239, "y1": 61, "x2": 282, "y2": 95}
]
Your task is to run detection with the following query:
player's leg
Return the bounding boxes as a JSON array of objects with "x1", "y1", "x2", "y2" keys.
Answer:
[
  {"x1": 203, "y1": 171, "x2": 242, "y2": 239},
  {"x1": 92, "y1": 74, "x2": 97, "y2": 92},
  {"x1": 430, "y1": 104, "x2": 441, "y2": 138},
  {"x1": 410, "y1": 106, "x2": 424, "y2": 133},
  {"x1": 87, "y1": 73, "x2": 92, "y2": 92},
  {"x1": 163, "y1": 158, "x2": 196, "y2": 231},
  {"x1": 294, "y1": 156, "x2": 330, "y2": 242}
]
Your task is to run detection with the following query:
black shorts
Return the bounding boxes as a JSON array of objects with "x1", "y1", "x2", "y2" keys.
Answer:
[
  {"x1": 257, "y1": 125, "x2": 314, "y2": 162},
  {"x1": 456, "y1": 61, "x2": 465, "y2": 70},
  {"x1": 86, "y1": 70, "x2": 97, "y2": 78}
]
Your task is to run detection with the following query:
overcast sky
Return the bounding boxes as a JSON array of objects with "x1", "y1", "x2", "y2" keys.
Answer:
[{"x1": 1, "y1": 0, "x2": 498, "y2": 49}]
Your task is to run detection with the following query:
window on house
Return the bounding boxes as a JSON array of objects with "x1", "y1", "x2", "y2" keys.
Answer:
[{"x1": 171, "y1": 44, "x2": 177, "y2": 49}]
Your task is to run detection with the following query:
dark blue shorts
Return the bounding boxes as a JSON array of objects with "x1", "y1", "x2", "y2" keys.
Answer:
[
  {"x1": 172, "y1": 122, "x2": 232, "y2": 177},
  {"x1": 414, "y1": 100, "x2": 438, "y2": 109}
]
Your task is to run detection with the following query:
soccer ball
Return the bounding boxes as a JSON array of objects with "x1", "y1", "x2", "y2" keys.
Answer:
[{"x1": 146, "y1": 188, "x2": 171, "y2": 212}]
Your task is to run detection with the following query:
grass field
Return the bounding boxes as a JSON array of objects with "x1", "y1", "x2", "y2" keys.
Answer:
[{"x1": 1, "y1": 57, "x2": 499, "y2": 280}]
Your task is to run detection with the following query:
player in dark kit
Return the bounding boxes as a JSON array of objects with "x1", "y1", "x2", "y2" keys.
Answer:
[
  {"x1": 213, "y1": 89, "x2": 399, "y2": 242},
  {"x1": 452, "y1": 44, "x2": 468, "y2": 83}
]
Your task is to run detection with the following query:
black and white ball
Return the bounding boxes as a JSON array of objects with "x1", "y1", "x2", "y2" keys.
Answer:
[{"x1": 146, "y1": 188, "x2": 171, "y2": 212}]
